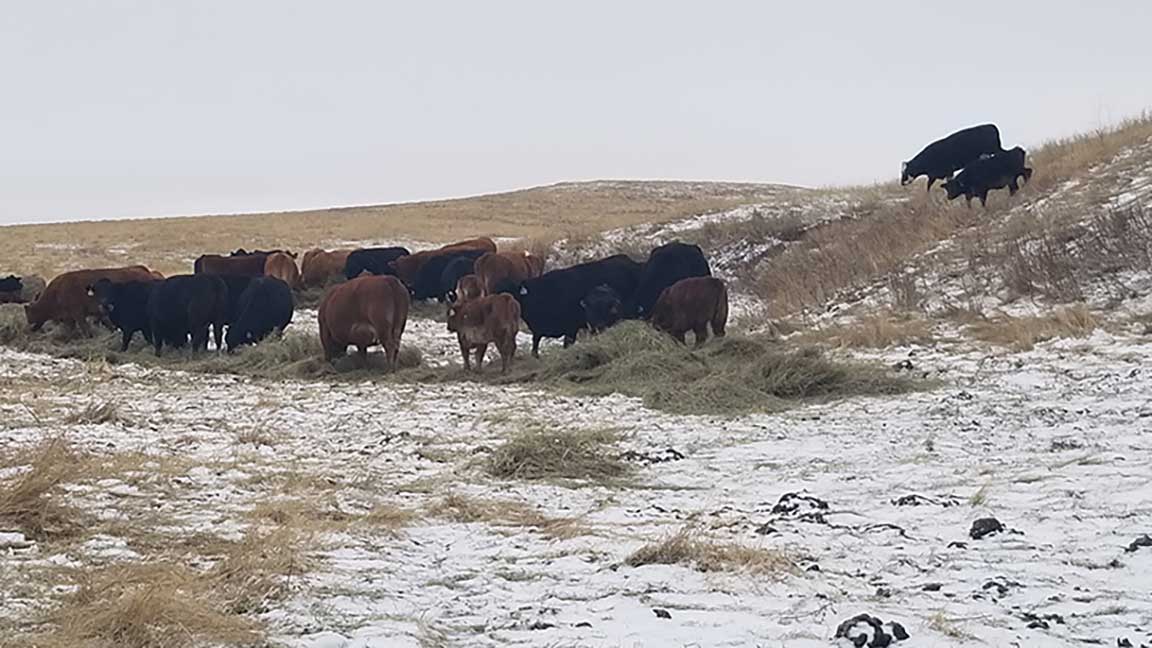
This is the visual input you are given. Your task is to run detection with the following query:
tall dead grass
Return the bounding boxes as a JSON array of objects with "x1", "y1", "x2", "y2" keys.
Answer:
[
  {"x1": 431, "y1": 493, "x2": 589, "y2": 539},
  {"x1": 965, "y1": 305, "x2": 1098, "y2": 351},
  {"x1": 626, "y1": 528, "x2": 799, "y2": 577},
  {"x1": 797, "y1": 310, "x2": 934, "y2": 349},
  {"x1": 0, "y1": 437, "x2": 87, "y2": 541}
]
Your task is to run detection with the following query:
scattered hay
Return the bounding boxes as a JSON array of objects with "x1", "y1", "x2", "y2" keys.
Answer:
[
  {"x1": 798, "y1": 310, "x2": 934, "y2": 349},
  {"x1": 966, "y1": 305, "x2": 1098, "y2": 351},
  {"x1": 625, "y1": 528, "x2": 799, "y2": 576},
  {"x1": 209, "y1": 526, "x2": 310, "y2": 615},
  {"x1": 487, "y1": 425, "x2": 629, "y2": 483},
  {"x1": 0, "y1": 437, "x2": 87, "y2": 541},
  {"x1": 431, "y1": 493, "x2": 589, "y2": 539},
  {"x1": 63, "y1": 400, "x2": 123, "y2": 425}
]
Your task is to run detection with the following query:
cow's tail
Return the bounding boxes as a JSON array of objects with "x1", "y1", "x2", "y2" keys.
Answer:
[{"x1": 712, "y1": 280, "x2": 728, "y2": 338}]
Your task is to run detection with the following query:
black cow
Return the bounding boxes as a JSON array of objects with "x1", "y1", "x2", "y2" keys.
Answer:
[
  {"x1": 148, "y1": 274, "x2": 228, "y2": 356},
  {"x1": 581, "y1": 285, "x2": 623, "y2": 334},
  {"x1": 411, "y1": 249, "x2": 486, "y2": 301},
  {"x1": 942, "y1": 146, "x2": 1032, "y2": 208},
  {"x1": 634, "y1": 241, "x2": 712, "y2": 318},
  {"x1": 0, "y1": 275, "x2": 21, "y2": 293},
  {"x1": 344, "y1": 247, "x2": 411, "y2": 279},
  {"x1": 509, "y1": 254, "x2": 643, "y2": 357},
  {"x1": 89, "y1": 278, "x2": 159, "y2": 351},
  {"x1": 901, "y1": 124, "x2": 1002, "y2": 191},
  {"x1": 439, "y1": 255, "x2": 479, "y2": 303},
  {"x1": 216, "y1": 274, "x2": 254, "y2": 325},
  {"x1": 230, "y1": 248, "x2": 292, "y2": 258},
  {"x1": 225, "y1": 277, "x2": 294, "y2": 352}
]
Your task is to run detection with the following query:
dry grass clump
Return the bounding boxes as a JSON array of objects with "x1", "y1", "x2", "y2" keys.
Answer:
[
  {"x1": 797, "y1": 310, "x2": 934, "y2": 349},
  {"x1": 487, "y1": 425, "x2": 629, "y2": 483},
  {"x1": 625, "y1": 528, "x2": 799, "y2": 576},
  {"x1": 524, "y1": 321, "x2": 915, "y2": 415},
  {"x1": 248, "y1": 497, "x2": 415, "y2": 537},
  {"x1": 965, "y1": 305, "x2": 1098, "y2": 351},
  {"x1": 208, "y1": 526, "x2": 309, "y2": 615},
  {"x1": 431, "y1": 493, "x2": 589, "y2": 539},
  {"x1": 25, "y1": 563, "x2": 260, "y2": 648},
  {"x1": 0, "y1": 437, "x2": 88, "y2": 541},
  {"x1": 63, "y1": 400, "x2": 123, "y2": 425}
]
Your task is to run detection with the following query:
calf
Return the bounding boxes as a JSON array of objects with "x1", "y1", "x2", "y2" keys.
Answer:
[
  {"x1": 446, "y1": 293, "x2": 520, "y2": 373},
  {"x1": 89, "y1": 278, "x2": 159, "y2": 351},
  {"x1": 318, "y1": 275, "x2": 410, "y2": 368},
  {"x1": 454, "y1": 274, "x2": 484, "y2": 303},
  {"x1": 149, "y1": 274, "x2": 228, "y2": 355},
  {"x1": 301, "y1": 248, "x2": 352, "y2": 287},
  {"x1": 901, "y1": 124, "x2": 1002, "y2": 191},
  {"x1": 343, "y1": 246, "x2": 410, "y2": 279},
  {"x1": 942, "y1": 146, "x2": 1032, "y2": 208},
  {"x1": 225, "y1": 277, "x2": 294, "y2": 351},
  {"x1": 649, "y1": 277, "x2": 729, "y2": 347},
  {"x1": 581, "y1": 285, "x2": 623, "y2": 333},
  {"x1": 264, "y1": 252, "x2": 302, "y2": 289}
]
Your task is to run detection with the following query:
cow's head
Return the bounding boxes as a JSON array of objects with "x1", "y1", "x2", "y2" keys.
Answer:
[
  {"x1": 900, "y1": 161, "x2": 912, "y2": 186},
  {"x1": 941, "y1": 179, "x2": 964, "y2": 201},
  {"x1": 23, "y1": 301, "x2": 46, "y2": 331}
]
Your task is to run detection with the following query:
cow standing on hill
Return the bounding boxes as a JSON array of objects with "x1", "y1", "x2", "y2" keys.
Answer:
[
  {"x1": 901, "y1": 124, "x2": 1003, "y2": 191},
  {"x1": 942, "y1": 146, "x2": 1033, "y2": 207}
]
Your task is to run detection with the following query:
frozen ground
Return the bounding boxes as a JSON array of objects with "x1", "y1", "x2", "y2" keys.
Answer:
[{"x1": 2, "y1": 307, "x2": 1151, "y2": 648}]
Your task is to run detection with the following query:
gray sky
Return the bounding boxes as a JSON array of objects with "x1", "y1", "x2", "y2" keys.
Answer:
[{"x1": 3, "y1": 1, "x2": 1150, "y2": 225}]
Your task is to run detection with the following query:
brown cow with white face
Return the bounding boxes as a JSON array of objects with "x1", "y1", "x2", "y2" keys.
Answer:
[{"x1": 446, "y1": 293, "x2": 520, "y2": 373}]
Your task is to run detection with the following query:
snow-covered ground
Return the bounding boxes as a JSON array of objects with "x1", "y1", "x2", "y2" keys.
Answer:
[{"x1": 3, "y1": 308, "x2": 1151, "y2": 647}]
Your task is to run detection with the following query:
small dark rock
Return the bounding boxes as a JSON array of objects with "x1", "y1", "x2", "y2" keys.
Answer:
[
  {"x1": 754, "y1": 523, "x2": 777, "y2": 536},
  {"x1": 652, "y1": 608, "x2": 671, "y2": 619},
  {"x1": 806, "y1": 564, "x2": 821, "y2": 572},
  {"x1": 772, "y1": 492, "x2": 829, "y2": 516},
  {"x1": 970, "y1": 517, "x2": 1005, "y2": 540},
  {"x1": 891, "y1": 623, "x2": 909, "y2": 640},
  {"x1": 922, "y1": 583, "x2": 943, "y2": 592},
  {"x1": 574, "y1": 621, "x2": 592, "y2": 628},
  {"x1": 1117, "y1": 639, "x2": 1132, "y2": 647},
  {"x1": 893, "y1": 359, "x2": 915, "y2": 371},
  {"x1": 528, "y1": 621, "x2": 555, "y2": 631},
  {"x1": 1125, "y1": 534, "x2": 1152, "y2": 553},
  {"x1": 947, "y1": 541, "x2": 968, "y2": 549}
]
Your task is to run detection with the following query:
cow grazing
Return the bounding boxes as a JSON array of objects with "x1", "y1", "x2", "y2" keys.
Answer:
[
  {"x1": 0, "y1": 274, "x2": 42, "y2": 304},
  {"x1": 194, "y1": 254, "x2": 266, "y2": 277},
  {"x1": 343, "y1": 247, "x2": 410, "y2": 280},
  {"x1": 410, "y1": 249, "x2": 486, "y2": 301},
  {"x1": 301, "y1": 248, "x2": 352, "y2": 288},
  {"x1": 0, "y1": 275, "x2": 19, "y2": 293},
  {"x1": 634, "y1": 241, "x2": 712, "y2": 318},
  {"x1": 89, "y1": 278, "x2": 159, "y2": 351},
  {"x1": 318, "y1": 275, "x2": 410, "y2": 368},
  {"x1": 581, "y1": 285, "x2": 624, "y2": 334},
  {"x1": 24, "y1": 266, "x2": 157, "y2": 335},
  {"x1": 148, "y1": 274, "x2": 228, "y2": 355},
  {"x1": 901, "y1": 124, "x2": 1002, "y2": 191},
  {"x1": 454, "y1": 274, "x2": 484, "y2": 303},
  {"x1": 446, "y1": 293, "x2": 521, "y2": 373},
  {"x1": 474, "y1": 251, "x2": 546, "y2": 296},
  {"x1": 649, "y1": 277, "x2": 729, "y2": 347},
  {"x1": 225, "y1": 277, "x2": 294, "y2": 352},
  {"x1": 390, "y1": 237, "x2": 498, "y2": 287},
  {"x1": 264, "y1": 252, "x2": 302, "y2": 290},
  {"x1": 510, "y1": 254, "x2": 643, "y2": 357},
  {"x1": 942, "y1": 146, "x2": 1032, "y2": 208},
  {"x1": 216, "y1": 274, "x2": 254, "y2": 326}
]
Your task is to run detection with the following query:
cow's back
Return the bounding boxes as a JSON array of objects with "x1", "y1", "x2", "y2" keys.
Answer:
[
  {"x1": 195, "y1": 254, "x2": 266, "y2": 277},
  {"x1": 319, "y1": 276, "x2": 410, "y2": 348},
  {"x1": 29, "y1": 266, "x2": 156, "y2": 326},
  {"x1": 264, "y1": 252, "x2": 301, "y2": 289}
]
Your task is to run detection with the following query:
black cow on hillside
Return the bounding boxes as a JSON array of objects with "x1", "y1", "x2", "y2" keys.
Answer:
[
  {"x1": 634, "y1": 241, "x2": 712, "y2": 318},
  {"x1": 89, "y1": 278, "x2": 159, "y2": 351},
  {"x1": 216, "y1": 274, "x2": 254, "y2": 325},
  {"x1": 581, "y1": 284, "x2": 624, "y2": 334},
  {"x1": 508, "y1": 254, "x2": 643, "y2": 357},
  {"x1": 149, "y1": 275, "x2": 228, "y2": 356},
  {"x1": 225, "y1": 277, "x2": 294, "y2": 352},
  {"x1": 901, "y1": 124, "x2": 1003, "y2": 191},
  {"x1": 438, "y1": 255, "x2": 480, "y2": 303},
  {"x1": 344, "y1": 247, "x2": 410, "y2": 279},
  {"x1": 411, "y1": 249, "x2": 486, "y2": 301},
  {"x1": 942, "y1": 146, "x2": 1032, "y2": 208},
  {"x1": 0, "y1": 275, "x2": 21, "y2": 293}
]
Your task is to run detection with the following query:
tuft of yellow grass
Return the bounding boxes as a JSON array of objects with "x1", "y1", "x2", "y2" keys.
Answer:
[
  {"x1": 486, "y1": 426, "x2": 630, "y2": 483},
  {"x1": 625, "y1": 528, "x2": 799, "y2": 576},
  {"x1": 431, "y1": 493, "x2": 590, "y2": 540},
  {"x1": 965, "y1": 305, "x2": 1098, "y2": 351},
  {"x1": 0, "y1": 437, "x2": 88, "y2": 541},
  {"x1": 797, "y1": 310, "x2": 934, "y2": 349}
]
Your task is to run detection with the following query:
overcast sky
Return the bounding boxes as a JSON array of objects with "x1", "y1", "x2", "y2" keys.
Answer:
[{"x1": 2, "y1": 1, "x2": 1150, "y2": 225}]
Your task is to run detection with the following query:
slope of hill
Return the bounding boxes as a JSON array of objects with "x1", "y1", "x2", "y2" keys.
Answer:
[{"x1": 1, "y1": 181, "x2": 787, "y2": 278}]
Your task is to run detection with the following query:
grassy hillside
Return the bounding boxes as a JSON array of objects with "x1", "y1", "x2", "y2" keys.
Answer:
[{"x1": 1, "y1": 181, "x2": 788, "y2": 278}]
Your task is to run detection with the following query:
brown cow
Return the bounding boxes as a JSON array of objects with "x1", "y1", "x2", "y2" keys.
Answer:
[
  {"x1": 264, "y1": 252, "x2": 302, "y2": 289},
  {"x1": 446, "y1": 293, "x2": 520, "y2": 373},
  {"x1": 649, "y1": 277, "x2": 728, "y2": 347},
  {"x1": 454, "y1": 274, "x2": 484, "y2": 303},
  {"x1": 474, "y1": 251, "x2": 545, "y2": 295},
  {"x1": 301, "y1": 248, "x2": 352, "y2": 288},
  {"x1": 390, "y1": 237, "x2": 498, "y2": 287},
  {"x1": 194, "y1": 254, "x2": 265, "y2": 277},
  {"x1": 24, "y1": 266, "x2": 157, "y2": 335},
  {"x1": 318, "y1": 275, "x2": 410, "y2": 368}
]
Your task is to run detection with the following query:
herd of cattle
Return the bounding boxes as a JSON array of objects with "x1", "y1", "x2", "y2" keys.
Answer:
[
  {"x1": 901, "y1": 123, "x2": 1034, "y2": 207},
  {"x1": 2, "y1": 238, "x2": 729, "y2": 373}
]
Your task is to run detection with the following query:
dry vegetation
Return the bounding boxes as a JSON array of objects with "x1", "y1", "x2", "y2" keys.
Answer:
[
  {"x1": 626, "y1": 527, "x2": 800, "y2": 576},
  {"x1": 0, "y1": 437, "x2": 88, "y2": 541},
  {"x1": 796, "y1": 310, "x2": 935, "y2": 349},
  {"x1": 965, "y1": 305, "x2": 1098, "y2": 351},
  {"x1": 431, "y1": 493, "x2": 589, "y2": 540},
  {"x1": 487, "y1": 425, "x2": 629, "y2": 483},
  {"x1": 1, "y1": 181, "x2": 784, "y2": 278}
]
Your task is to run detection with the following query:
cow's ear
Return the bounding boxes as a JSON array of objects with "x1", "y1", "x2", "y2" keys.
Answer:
[
  {"x1": 519, "y1": 286, "x2": 528, "y2": 295},
  {"x1": 86, "y1": 286, "x2": 95, "y2": 297}
]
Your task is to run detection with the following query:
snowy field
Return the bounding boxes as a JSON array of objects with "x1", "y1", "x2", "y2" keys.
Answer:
[{"x1": 3, "y1": 306, "x2": 1151, "y2": 648}]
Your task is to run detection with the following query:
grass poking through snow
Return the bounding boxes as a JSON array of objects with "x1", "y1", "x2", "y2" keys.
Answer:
[{"x1": 626, "y1": 528, "x2": 800, "y2": 576}]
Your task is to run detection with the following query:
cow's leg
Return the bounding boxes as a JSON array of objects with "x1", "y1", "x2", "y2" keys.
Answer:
[
  {"x1": 531, "y1": 334, "x2": 542, "y2": 358},
  {"x1": 356, "y1": 345, "x2": 368, "y2": 366},
  {"x1": 474, "y1": 344, "x2": 488, "y2": 371},
  {"x1": 77, "y1": 317, "x2": 93, "y2": 338},
  {"x1": 979, "y1": 191, "x2": 989, "y2": 208},
  {"x1": 926, "y1": 177, "x2": 937, "y2": 192},
  {"x1": 673, "y1": 330, "x2": 687, "y2": 345},
  {"x1": 153, "y1": 332, "x2": 163, "y2": 357},
  {"x1": 460, "y1": 339, "x2": 472, "y2": 371},
  {"x1": 1008, "y1": 178, "x2": 1020, "y2": 195},
  {"x1": 692, "y1": 324, "x2": 709, "y2": 348},
  {"x1": 191, "y1": 326, "x2": 207, "y2": 352},
  {"x1": 213, "y1": 320, "x2": 224, "y2": 351},
  {"x1": 964, "y1": 194, "x2": 973, "y2": 209},
  {"x1": 119, "y1": 330, "x2": 133, "y2": 352}
]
